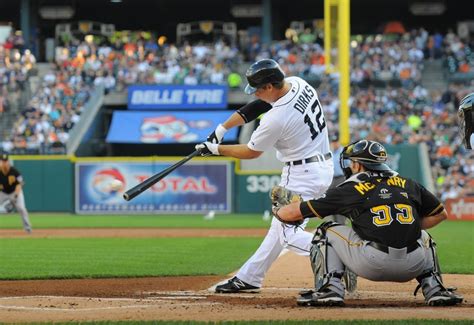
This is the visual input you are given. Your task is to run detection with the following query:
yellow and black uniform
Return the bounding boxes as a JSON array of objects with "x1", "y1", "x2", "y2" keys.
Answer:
[
  {"x1": 295, "y1": 139, "x2": 462, "y2": 307},
  {"x1": 0, "y1": 166, "x2": 22, "y2": 194},
  {"x1": 300, "y1": 171, "x2": 443, "y2": 248},
  {"x1": 0, "y1": 155, "x2": 32, "y2": 233}
]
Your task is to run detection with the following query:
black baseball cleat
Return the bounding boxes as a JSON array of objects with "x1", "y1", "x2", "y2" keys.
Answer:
[
  {"x1": 297, "y1": 290, "x2": 315, "y2": 306},
  {"x1": 297, "y1": 289, "x2": 344, "y2": 307},
  {"x1": 426, "y1": 290, "x2": 463, "y2": 306},
  {"x1": 215, "y1": 276, "x2": 260, "y2": 293}
]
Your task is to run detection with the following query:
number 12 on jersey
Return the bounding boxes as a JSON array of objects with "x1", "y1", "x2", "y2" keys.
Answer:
[{"x1": 304, "y1": 99, "x2": 326, "y2": 140}]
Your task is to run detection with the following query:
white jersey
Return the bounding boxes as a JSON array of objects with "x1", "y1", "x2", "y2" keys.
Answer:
[{"x1": 247, "y1": 76, "x2": 330, "y2": 162}]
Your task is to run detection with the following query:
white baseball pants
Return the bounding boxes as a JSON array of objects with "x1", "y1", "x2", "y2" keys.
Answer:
[{"x1": 236, "y1": 159, "x2": 334, "y2": 287}]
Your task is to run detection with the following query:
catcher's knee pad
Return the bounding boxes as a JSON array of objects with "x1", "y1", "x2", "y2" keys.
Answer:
[{"x1": 311, "y1": 220, "x2": 340, "y2": 244}]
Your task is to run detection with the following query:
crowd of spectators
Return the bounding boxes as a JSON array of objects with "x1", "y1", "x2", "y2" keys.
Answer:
[
  {"x1": 443, "y1": 29, "x2": 474, "y2": 76},
  {"x1": 1, "y1": 30, "x2": 92, "y2": 154},
  {"x1": 1, "y1": 27, "x2": 473, "y2": 200},
  {"x1": 46, "y1": 28, "x2": 434, "y2": 95},
  {"x1": 318, "y1": 80, "x2": 474, "y2": 200},
  {"x1": 349, "y1": 31, "x2": 425, "y2": 88},
  {"x1": 54, "y1": 37, "x2": 243, "y2": 93},
  {"x1": 0, "y1": 30, "x2": 36, "y2": 116},
  {"x1": 2, "y1": 37, "x2": 243, "y2": 154},
  {"x1": 247, "y1": 28, "x2": 428, "y2": 88},
  {"x1": 2, "y1": 70, "x2": 90, "y2": 154}
]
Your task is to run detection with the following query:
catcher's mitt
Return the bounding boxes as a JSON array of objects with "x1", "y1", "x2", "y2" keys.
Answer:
[{"x1": 270, "y1": 186, "x2": 303, "y2": 226}]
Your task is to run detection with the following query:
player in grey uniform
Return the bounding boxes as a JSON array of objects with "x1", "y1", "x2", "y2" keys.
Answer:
[
  {"x1": 0, "y1": 154, "x2": 32, "y2": 233},
  {"x1": 197, "y1": 59, "x2": 334, "y2": 293},
  {"x1": 274, "y1": 140, "x2": 463, "y2": 306},
  {"x1": 458, "y1": 92, "x2": 474, "y2": 149},
  {"x1": 326, "y1": 133, "x2": 358, "y2": 293},
  {"x1": 327, "y1": 134, "x2": 346, "y2": 225}
]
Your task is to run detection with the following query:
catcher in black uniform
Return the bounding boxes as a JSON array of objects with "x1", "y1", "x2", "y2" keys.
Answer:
[{"x1": 273, "y1": 140, "x2": 463, "y2": 307}]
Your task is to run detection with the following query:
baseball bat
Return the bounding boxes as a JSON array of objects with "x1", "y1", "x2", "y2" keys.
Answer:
[{"x1": 123, "y1": 149, "x2": 201, "y2": 201}]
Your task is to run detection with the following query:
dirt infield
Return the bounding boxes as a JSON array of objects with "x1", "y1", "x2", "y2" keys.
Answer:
[{"x1": 0, "y1": 228, "x2": 472, "y2": 322}]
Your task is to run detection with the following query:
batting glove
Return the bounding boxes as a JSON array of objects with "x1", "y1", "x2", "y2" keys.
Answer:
[
  {"x1": 207, "y1": 123, "x2": 228, "y2": 144},
  {"x1": 195, "y1": 141, "x2": 219, "y2": 156}
]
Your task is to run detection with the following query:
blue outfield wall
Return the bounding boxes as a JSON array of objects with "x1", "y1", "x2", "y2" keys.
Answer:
[{"x1": 12, "y1": 157, "x2": 75, "y2": 212}]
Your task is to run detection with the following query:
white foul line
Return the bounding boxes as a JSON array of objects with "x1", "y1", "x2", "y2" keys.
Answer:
[
  {"x1": 0, "y1": 304, "x2": 155, "y2": 312},
  {"x1": 0, "y1": 301, "x2": 219, "y2": 312}
]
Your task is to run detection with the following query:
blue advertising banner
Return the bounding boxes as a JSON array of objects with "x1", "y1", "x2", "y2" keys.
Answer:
[
  {"x1": 128, "y1": 85, "x2": 228, "y2": 109},
  {"x1": 75, "y1": 161, "x2": 231, "y2": 214},
  {"x1": 106, "y1": 111, "x2": 238, "y2": 143}
]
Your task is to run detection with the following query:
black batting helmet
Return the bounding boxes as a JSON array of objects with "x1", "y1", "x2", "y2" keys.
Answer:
[
  {"x1": 244, "y1": 59, "x2": 285, "y2": 95},
  {"x1": 458, "y1": 92, "x2": 473, "y2": 150},
  {"x1": 340, "y1": 140, "x2": 391, "y2": 178}
]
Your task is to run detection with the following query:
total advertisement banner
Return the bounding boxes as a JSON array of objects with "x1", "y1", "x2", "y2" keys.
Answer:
[
  {"x1": 106, "y1": 111, "x2": 237, "y2": 144},
  {"x1": 75, "y1": 161, "x2": 231, "y2": 214},
  {"x1": 445, "y1": 197, "x2": 474, "y2": 220},
  {"x1": 128, "y1": 85, "x2": 228, "y2": 109}
]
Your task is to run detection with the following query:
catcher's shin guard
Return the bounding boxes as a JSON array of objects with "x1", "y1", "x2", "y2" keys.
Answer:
[
  {"x1": 414, "y1": 270, "x2": 463, "y2": 305},
  {"x1": 421, "y1": 230, "x2": 443, "y2": 281},
  {"x1": 427, "y1": 231, "x2": 443, "y2": 283},
  {"x1": 414, "y1": 231, "x2": 463, "y2": 305},
  {"x1": 343, "y1": 268, "x2": 358, "y2": 293},
  {"x1": 309, "y1": 221, "x2": 339, "y2": 291},
  {"x1": 310, "y1": 241, "x2": 326, "y2": 291}
]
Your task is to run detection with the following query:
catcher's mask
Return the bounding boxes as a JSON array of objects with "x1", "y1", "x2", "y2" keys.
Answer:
[
  {"x1": 458, "y1": 92, "x2": 474, "y2": 150},
  {"x1": 340, "y1": 140, "x2": 391, "y2": 178}
]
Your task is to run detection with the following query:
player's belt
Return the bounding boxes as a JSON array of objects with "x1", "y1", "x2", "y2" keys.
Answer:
[
  {"x1": 368, "y1": 241, "x2": 420, "y2": 254},
  {"x1": 286, "y1": 153, "x2": 332, "y2": 166}
]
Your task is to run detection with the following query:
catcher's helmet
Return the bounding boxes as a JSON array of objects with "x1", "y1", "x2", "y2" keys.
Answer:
[
  {"x1": 244, "y1": 59, "x2": 285, "y2": 95},
  {"x1": 340, "y1": 140, "x2": 391, "y2": 178},
  {"x1": 458, "y1": 92, "x2": 474, "y2": 149}
]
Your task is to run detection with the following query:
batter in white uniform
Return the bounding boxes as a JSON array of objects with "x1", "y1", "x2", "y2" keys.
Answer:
[{"x1": 196, "y1": 59, "x2": 333, "y2": 293}]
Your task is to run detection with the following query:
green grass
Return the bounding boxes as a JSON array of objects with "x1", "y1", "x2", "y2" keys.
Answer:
[
  {"x1": 426, "y1": 221, "x2": 474, "y2": 274},
  {"x1": 12, "y1": 320, "x2": 472, "y2": 325},
  {"x1": 0, "y1": 213, "x2": 320, "y2": 229},
  {"x1": 0, "y1": 214, "x2": 472, "y2": 279},
  {"x1": 0, "y1": 237, "x2": 262, "y2": 280},
  {"x1": 0, "y1": 213, "x2": 262, "y2": 228}
]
